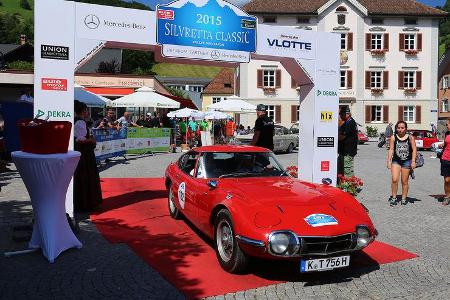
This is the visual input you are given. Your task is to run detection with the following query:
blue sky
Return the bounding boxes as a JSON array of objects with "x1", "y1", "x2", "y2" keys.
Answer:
[{"x1": 130, "y1": 0, "x2": 446, "y2": 10}]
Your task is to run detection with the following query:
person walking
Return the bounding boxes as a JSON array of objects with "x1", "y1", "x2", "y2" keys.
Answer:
[
  {"x1": 439, "y1": 120, "x2": 450, "y2": 205},
  {"x1": 225, "y1": 117, "x2": 236, "y2": 143},
  {"x1": 387, "y1": 121, "x2": 417, "y2": 205},
  {"x1": 337, "y1": 106, "x2": 358, "y2": 177},
  {"x1": 251, "y1": 104, "x2": 274, "y2": 151},
  {"x1": 430, "y1": 122, "x2": 437, "y2": 136}
]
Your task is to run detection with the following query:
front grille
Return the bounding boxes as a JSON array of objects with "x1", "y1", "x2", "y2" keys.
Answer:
[{"x1": 299, "y1": 234, "x2": 356, "y2": 255}]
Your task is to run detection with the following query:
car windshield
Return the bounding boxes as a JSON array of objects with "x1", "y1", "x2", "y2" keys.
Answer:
[{"x1": 201, "y1": 152, "x2": 287, "y2": 178}]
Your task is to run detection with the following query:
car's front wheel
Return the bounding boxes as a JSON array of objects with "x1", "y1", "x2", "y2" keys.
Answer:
[
  {"x1": 214, "y1": 209, "x2": 248, "y2": 273},
  {"x1": 286, "y1": 143, "x2": 294, "y2": 153},
  {"x1": 168, "y1": 183, "x2": 181, "y2": 219}
]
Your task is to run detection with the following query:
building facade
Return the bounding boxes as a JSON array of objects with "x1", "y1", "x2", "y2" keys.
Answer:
[
  {"x1": 438, "y1": 47, "x2": 450, "y2": 120},
  {"x1": 242, "y1": 0, "x2": 447, "y2": 131},
  {"x1": 201, "y1": 68, "x2": 235, "y2": 112}
]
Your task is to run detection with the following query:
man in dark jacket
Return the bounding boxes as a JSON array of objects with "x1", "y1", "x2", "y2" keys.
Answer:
[
  {"x1": 338, "y1": 106, "x2": 358, "y2": 177},
  {"x1": 251, "y1": 104, "x2": 274, "y2": 150}
]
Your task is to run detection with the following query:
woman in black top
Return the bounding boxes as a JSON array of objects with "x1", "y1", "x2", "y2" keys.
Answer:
[
  {"x1": 74, "y1": 100, "x2": 102, "y2": 212},
  {"x1": 387, "y1": 121, "x2": 417, "y2": 205}
]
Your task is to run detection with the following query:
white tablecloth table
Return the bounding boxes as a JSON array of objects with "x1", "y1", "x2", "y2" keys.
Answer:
[{"x1": 12, "y1": 151, "x2": 82, "y2": 263}]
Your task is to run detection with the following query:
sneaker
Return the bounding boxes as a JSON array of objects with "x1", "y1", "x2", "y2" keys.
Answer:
[
  {"x1": 442, "y1": 198, "x2": 450, "y2": 206},
  {"x1": 401, "y1": 198, "x2": 408, "y2": 205},
  {"x1": 388, "y1": 196, "x2": 397, "y2": 206}
]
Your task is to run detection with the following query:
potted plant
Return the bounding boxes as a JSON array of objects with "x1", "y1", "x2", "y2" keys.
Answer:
[
  {"x1": 371, "y1": 88, "x2": 384, "y2": 95},
  {"x1": 404, "y1": 49, "x2": 418, "y2": 56},
  {"x1": 404, "y1": 87, "x2": 417, "y2": 94},
  {"x1": 337, "y1": 175, "x2": 364, "y2": 196},
  {"x1": 370, "y1": 49, "x2": 386, "y2": 56},
  {"x1": 286, "y1": 165, "x2": 298, "y2": 178},
  {"x1": 262, "y1": 87, "x2": 276, "y2": 94}
]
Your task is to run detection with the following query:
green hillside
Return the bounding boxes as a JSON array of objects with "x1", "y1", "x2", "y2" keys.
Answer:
[
  {"x1": 0, "y1": 0, "x2": 34, "y2": 19},
  {"x1": 151, "y1": 63, "x2": 226, "y2": 79}
]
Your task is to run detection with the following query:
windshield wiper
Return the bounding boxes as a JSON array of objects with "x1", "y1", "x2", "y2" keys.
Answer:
[{"x1": 219, "y1": 172, "x2": 261, "y2": 178}]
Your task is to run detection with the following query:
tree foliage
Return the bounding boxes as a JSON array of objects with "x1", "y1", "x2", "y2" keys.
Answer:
[
  {"x1": 121, "y1": 50, "x2": 155, "y2": 75},
  {"x1": 96, "y1": 59, "x2": 120, "y2": 74},
  {"x1": 439, "y1": 1, "x2": 450, "y2": 48},
  {"x1": 74, "y1": 0, "x2": 152, "y2": 10},
  {"x1": 0, "y1": 13, "x2": 33, "y2": 44},
  {"x1": 20, "y1": 0, "x2": 31, "y2": 10},
  {"x1": 166, "y1": 87, "x2": 190, "y2": 99}
]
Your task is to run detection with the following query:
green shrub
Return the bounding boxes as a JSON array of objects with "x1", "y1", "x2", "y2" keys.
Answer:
[
  {"x1": 7, "y1": 60, "x2": 33, "y2": 70},
  {"x1": 365, "y1": 125, "x2": 378, "y2": 138}
]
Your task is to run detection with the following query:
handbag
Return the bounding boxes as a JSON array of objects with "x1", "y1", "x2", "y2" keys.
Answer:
[{"x1": 415, "y1": 152, "x2": 424, "y2": 168}]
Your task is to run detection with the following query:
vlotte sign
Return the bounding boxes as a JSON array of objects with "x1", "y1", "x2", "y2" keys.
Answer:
[{"x1": 157, "y1": 0, "x2": 257, "y2": 63}]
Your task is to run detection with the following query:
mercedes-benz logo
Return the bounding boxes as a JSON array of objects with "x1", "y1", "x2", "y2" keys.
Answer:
[
  {"x1": 84, "y1": 14, "x2": 100, "y2": 29},
  {"x1": 210, "y1": 50, "x2": 220, "y2": 60}
]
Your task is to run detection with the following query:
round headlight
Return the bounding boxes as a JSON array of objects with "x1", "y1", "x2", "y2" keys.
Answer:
[
  {"x1": 269, "y1": 231, "x2": 299, "y2": 256},
  {"x1": 356, "y1": 226, "x2": 371, "y2": 248}
]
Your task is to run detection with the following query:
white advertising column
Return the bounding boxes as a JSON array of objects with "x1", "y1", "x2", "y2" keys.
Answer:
[
  {"x1": 307, "y1": 34, "x2": 340, "y2": 185},
  {"x1": 34, "y1": 0, "x2": 76, "y2": 216}
]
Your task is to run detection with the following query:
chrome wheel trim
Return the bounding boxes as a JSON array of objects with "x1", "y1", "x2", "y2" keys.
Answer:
[
  {"x1": 168, "y1": 188, "x2": 176, "y2": 213},
  {"x1": 216, "y1": 219, "x2": 234, "y2": 262}
]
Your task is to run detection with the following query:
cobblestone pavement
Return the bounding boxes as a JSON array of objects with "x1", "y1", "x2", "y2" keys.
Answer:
[{"x1": 1, "y1": 143, "x2": 449, "y2": 299}]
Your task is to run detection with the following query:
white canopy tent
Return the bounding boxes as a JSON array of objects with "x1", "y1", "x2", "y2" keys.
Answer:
[
  {"x1": 167, "y1": 107, "x2": 205, "y2": 119},
  {"x1": 112, "y1": 86, "x2": 180, "y2": 109},
  {"x1": 205, "y1": 110, "x2": 228, "y2": 120},
  {"x1": 74, "y1": 84, "x2": 111, "y2": 108},
  {"x1": 207, "y1": 95, "x2": 256, "y2": 113}
]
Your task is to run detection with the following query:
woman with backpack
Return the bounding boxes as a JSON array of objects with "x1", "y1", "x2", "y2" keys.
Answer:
[
  {"x1": 387, "y1": 121, "x2": 417, "y2": 205},
  {"x1": 439, "y1": 120, "x2": 450, "y2": 205}
]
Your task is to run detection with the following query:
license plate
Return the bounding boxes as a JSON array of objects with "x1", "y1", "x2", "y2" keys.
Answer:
[{"x1": 300, "y1": 255, "x2": 350, "y2": 272}]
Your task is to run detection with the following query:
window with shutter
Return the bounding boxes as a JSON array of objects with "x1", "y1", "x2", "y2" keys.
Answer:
[
  {"x1": 347, "y1": 33, "x2": 353, "y2": 51},
  {"x1": 365, "y1": 33, "x2": 371, "y2": 51},
  {"x1": 398, "y1": 106, "x2": 404, "y2": 121},
  {"x1": 383, "y1": 106, "x2": 389, "y2": 123},
  {"x1": 365, "y1": 71, "x2": 371, "y2": 89},
  {"x1": 398, "y1": 71, "x2": 404, "y2": 89},
  {"x1": 275, "y1": 70, "x2": 281, "y2": 88},
  {"x1": 399, "y1": 33, "x2": 405, "y2": 51},
  {"x1": 257, "y1": 69, "x2": 263, "y2": 88},
  {"x1": 291, "y1": 105, "x2": 299, "y2": 123},
  {"x1": 417, "y1": 33, "x2": 422, "y2": 51},
  {"x1": 383, "y1": 71, "x2": 389, "y2": 89},
  {"x1": 347, "y1": 71, "x2": 353, "y2": 89},
  {"x1": 415, "y1": 106, "x2": 421, "y2": 123},
  {"x1": 416, "y1": 71, "x2": 422, "y2": 89},
  {"x1": 384, "y1": 33, "x2": 389, "y2": 51},
  {"x1": 275, "y1": 105, "x2": 281, "y2": 123},
  {"x1": 365, "y1": 105, "x2": 371, "y2": 123}
]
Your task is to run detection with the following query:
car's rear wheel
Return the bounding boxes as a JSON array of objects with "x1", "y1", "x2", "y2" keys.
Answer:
[
  {"x1": 214, "y1": 209, "x2": 248, "y2": 273},
  {"x1": 286, "y1": 143, "x2": 294, "y2": 153},
  {"x1": 168, "y1": 183, "x2": 181, "y2": 219}
]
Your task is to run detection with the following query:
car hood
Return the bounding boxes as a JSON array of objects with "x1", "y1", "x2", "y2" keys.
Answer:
[{"x1": 220, "y1": 177, "x2": 373, "y2": 236}]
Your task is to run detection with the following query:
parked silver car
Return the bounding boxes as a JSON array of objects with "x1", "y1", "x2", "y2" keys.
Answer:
[{"x1": 235, "y1": 125, "x2": 299, "y2": 153}]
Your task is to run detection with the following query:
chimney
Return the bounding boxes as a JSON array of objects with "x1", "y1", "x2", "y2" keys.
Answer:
[{"x1": 20, "y1": 35, "x2": 26, "y2": 45}]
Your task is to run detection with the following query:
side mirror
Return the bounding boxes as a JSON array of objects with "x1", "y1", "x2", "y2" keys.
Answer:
[
  {"x1": 322, "y1": 178, "x2": 332, "y2": 185},
  {"x1": 207, "y1": 180, "x2": 218, "y2": 189}
]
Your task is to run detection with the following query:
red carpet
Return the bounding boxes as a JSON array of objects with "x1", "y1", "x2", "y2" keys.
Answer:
[{"x1": 92, "y1": 178, "x2": 418, "y2": 299}]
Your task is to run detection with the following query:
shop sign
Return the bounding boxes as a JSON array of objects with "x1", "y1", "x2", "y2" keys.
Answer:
[
  {"x1": 36, "y1": 109, "x2": 72, "y2": 119},
  {"x1": 320, "y1": 161, "x2": 330, "y2": 172},
  {"x1": 320, "y1": 111, "x2": 333, "y2": 122},
  {"x1": 317, "y1": 137, "x2": 334, "y2": 147},
  {"x1": 41, "y1": 78, "x2": 68, "y2": 91},
  {"x1": 157, "y1": 0, "x2": 257, "y2": 62},
  {"x1": 317, "y1": 90, "x2": 337, "y2": 97},
  {"x1": 41, "y1": 44, "x2": 69, "y2": 60}
]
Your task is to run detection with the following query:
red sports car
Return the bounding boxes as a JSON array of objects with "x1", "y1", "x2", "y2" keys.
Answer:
[
  {"x1": 358, "y1": 130, "x2": 369, "y2": 144},
  {"x1": 165, "y1": 145, "x2": 376, "y2": 273}
]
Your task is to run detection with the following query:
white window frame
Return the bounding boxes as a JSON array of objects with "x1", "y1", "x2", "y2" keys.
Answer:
[
  {"x1": 404, "y1": 71, "x2": 415, "y2": 89},
  {"x1": 371, "y1": 34, "x2": 383, "y2": 50},
  {"x1": 340, "y1": 70, "x2": 347, "y2": 89},
  {"x1": 443, "y1": 76, "x2": 449, "y2": 89},
  {"x1": 212, "y1": 97, "x2": 227, "y2": 104},
  {"x1": 340, "y1": 33, "x2": 347, "y2": 50},
  {"x1": 263, "y1": 69, "x2": 276, "y2": 88},
  {"x1": 189, "y1": 85, "x2": 203, "y2": 92},
  {"x1": 442, "y1": 99, "x2": 449, "y2": 112},
  {"x1": 404, "y1": 34, "x2": 416, "y2": 50},
  {"x1": 371, "y1": 71, "x2": 382, "y2": 88},
  {"x1": 371, "y1": 105, "x2": 383, "y2": 123},
  {"x1": 403, "y1": 106, "x2": 415, "y2": 123},
  {"x1": 266, "y1": 105, "x2": 275, "y2": 120}
]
